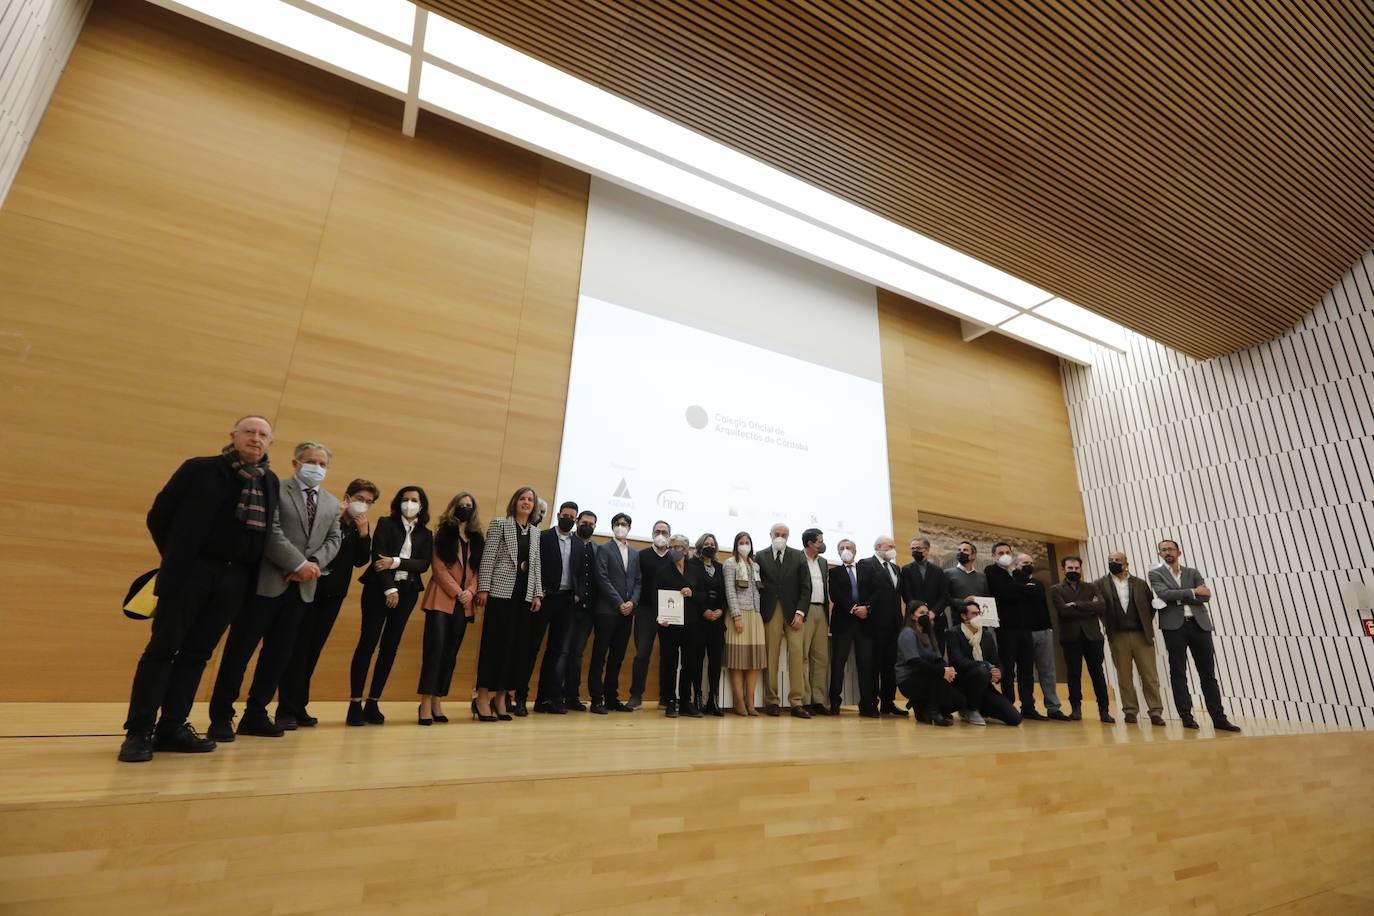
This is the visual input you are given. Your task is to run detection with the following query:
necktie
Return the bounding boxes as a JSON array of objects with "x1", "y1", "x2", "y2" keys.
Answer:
[
  {"x1": 846, "y1": 565, "x2": 858, "y2": 602},
  {"x1": 305, "y1": 488, "x2": 317, "y2": 531},
  {"x1": 885, "y1": 561, "x2": 895, "y2": 584}
]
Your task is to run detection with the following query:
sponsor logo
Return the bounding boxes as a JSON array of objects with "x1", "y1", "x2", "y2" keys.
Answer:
[
  {"x1": 612, "y1": 479, "x2": 632, "y2": 499},
  {"x1": 657, "y1": 488, "x2": 686, "y2": 511}
]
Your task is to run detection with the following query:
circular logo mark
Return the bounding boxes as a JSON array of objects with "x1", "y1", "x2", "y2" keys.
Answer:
[{"x1": 685, "y1": 405, "x2": 708, "y2": 429}]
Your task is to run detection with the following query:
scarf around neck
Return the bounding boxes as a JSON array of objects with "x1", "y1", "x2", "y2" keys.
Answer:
[{"x1": 221, "y1": 443, "x2": 270, "y2": 531}]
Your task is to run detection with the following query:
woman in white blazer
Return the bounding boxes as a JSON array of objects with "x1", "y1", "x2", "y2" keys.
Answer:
[
  {"x1": 472, "y1": 487, "x2": 543, "y2": 720},
  {"x1": 722, "y1": 532, "x2": 766, "y2": 716}
]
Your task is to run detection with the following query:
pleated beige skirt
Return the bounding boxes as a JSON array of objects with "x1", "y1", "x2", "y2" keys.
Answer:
[{"x1": 724, "y1": 607, "x2": 766, "y2": 670}]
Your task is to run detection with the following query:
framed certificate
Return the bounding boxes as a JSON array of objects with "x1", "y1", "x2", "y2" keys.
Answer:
[
  {"x1": 972, "y1": 596, "x2": 999, "y2": 628},
  {"x1": 659, "y1": 589, "x2": 685, "y2": 626}
]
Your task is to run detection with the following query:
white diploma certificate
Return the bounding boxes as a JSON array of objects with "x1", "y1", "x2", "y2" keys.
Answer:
[
  {"x1": 659, "y1": 590, "x2": 685, "y2": 625},
  {"x1": 973, "y1": 596, "x2": 999, "y2": 628}
]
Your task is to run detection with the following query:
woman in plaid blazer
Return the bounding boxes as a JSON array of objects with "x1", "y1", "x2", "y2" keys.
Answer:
[{"x1": 472, "y1": 486, "x2": 543, "y2": 719}]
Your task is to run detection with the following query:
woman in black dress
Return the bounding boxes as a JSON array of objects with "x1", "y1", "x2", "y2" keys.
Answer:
[{"x1": 682, "y1": 532, "x2": 727, "y2": 716}]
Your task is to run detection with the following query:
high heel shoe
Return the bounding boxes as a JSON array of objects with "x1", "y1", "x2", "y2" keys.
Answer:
[
  {"x1": 471, "y1": 699, "x2": 496, "y2": 722},
  {"x1": 418, "y1": 704, "x2": 433, "y2": 726},
  {"x1": 432, "y1": 710, "x2": 449, "y2": 724},
  {"x1": 494, "y1": 703, "x2": 513, "y2": 722}
]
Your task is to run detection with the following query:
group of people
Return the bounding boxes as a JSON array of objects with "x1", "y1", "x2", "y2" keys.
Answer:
[{"x1": 118, "y1": 416, "x2": 1241, "y2": 763}]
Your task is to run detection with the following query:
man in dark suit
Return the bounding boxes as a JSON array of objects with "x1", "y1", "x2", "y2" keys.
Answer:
[
  {"x1": 1096, "y1": 550, "x2": 1164, "y2": 726},
  {"x1": 119, "y1": 415, "x2": 280, "y2": 763},
  {"x1": 986, "y1": 542, "x2": 1058, "y2": 719},
  {"x1": 209, "y1": 441, "x2": 342, "y2": 741},
  {"x1": 945, "y1": 601, "x2": 1022, "y2": 726},
  {"x1": 1049, "y1": 555, "x2": 1113, "y2": 723},
  {"x1": 755, "y1": 522, "x2": 812, "y2": 717},
  {"x1": 900, "y1": 536, "x2": 950, "y2": 649},
  {"x1": 518, "y1": 500, "x2": 581, "y2": 716},
  {"x1": 629, "y1": 519, "x2": 674, "y2": 709},
  {"x1": 590, "y1": 512, "x2": 641, "y2": 714},
  {"x1": 555, "y1": 509, "x2": 600, "y2": 711},
  {"x1": 1148, "y1": 539, "x2": 1241, "y2": 732},
  {"x1": 828, "y1": 539, "x2": 876, "y2": 717},
  {"x1": 855, "y1": 535, "x2": 906, "y2": 716}
]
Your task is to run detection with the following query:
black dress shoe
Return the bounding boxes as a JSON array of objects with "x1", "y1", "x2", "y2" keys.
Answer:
[
  {"x1": 513, "y1": 701, "x2": 529, "y2": 718},
  {"x1": 363, "y1": 699, "x2": 386, "y2": 725},
  {"x1": 1099, "y1": 711, "x2": 1116, "y2": 724},
  {"x1": 681, "y1": 701, "x2": 703, "y2": 718},
  {"x1": 881, "y1": 704, "x2": 907, "y2": 717},
  {"x1": 1047, "y1": 709, "x2": 1071, "y2": 721},
  {"x1": 418, "y1": 704, "x2": 433, "y2": 726},
  {"x1": 829, "y1": 705, "x2": 842, "y2": 717},
  {"x1": 706, "y1": 699, "x2": 724, "y2": 717},
  {"x1": 930, "y1": 713, "x2": 954, "y2": 727},
  {"x1": 790, "y1": 706, "x2": 812, "y2": 719},
  {"x1": 1149, "y1": 714, "x2": 1166, "y2": 726},
  {"x1": 626, "y1": 695, "x2": 644, "y2": 710},
  {"x1": 1068, "y1": 707, "x2": 1083, "y2": 721},
  {"x1": 547, "y1": 701, "x2": 568, "y2": 715},
  {"x1": 237, "y1": 715, "x2": 285, "y2": 738},
  {"x1": 611, "y1": 700, "x2": 634, "y2": 713},
  {"x1": 1181, "y1": 714, "x2": 1200, "y2": 729},
  {"x1": 276, "y1": 711, "x2": 298, "y2": 731},
  {"x1": 1213, "y1": 718, "x2": 1242, "y2": 733},
  {"x1": 915, "y1": 711, "x2": 934, "y2": 724},
  {"x1": 432, "y1": 711, "x2": 449, "y2": 723},
  {"x1": 1124, "y1": 712, "x2": 1138, "y2": 724},
  {"x1": 154, "y1": 722, "x2": 216, "y2": 753},
  {"x1": 118, "y1": 729, "x2": 155, "y2": 763},
  {"x1": 1022, "y1": 708, "x2": 1047, "y2": 721},
  {"x1": 567, "y1": 700, "x2": 588, "y2": 712},
  {"x1": 590, "y1": 702, "x2": 609, "y2": 715},
  {"x1": 470, "y1": 700, "x2": 496, "y2": 722},
  {"x1": 664, "y1": 702, "x2": 679, "y2": 718},
  {"x1": 764, "y1": 704, "x2": 780, "y2": 717},
  {"x1": 207, "y1": 719, "x2": 236, "y2": 743},
  {"x1": 533, "y1": 700, "x2": 553, "y2": 714},
  {"x1": 346, "y1": 701, "x2": 366, "y2": 726},
  {"x1": 296, "y1": 708, "x2": 319, "y2": 727},
  {"x1": 859, "y1": 709, "x2": 880, "y2": 719}
]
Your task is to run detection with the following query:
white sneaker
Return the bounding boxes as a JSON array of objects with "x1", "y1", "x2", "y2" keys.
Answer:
[{"x1": 963, "y1": 710, "x2": 987, "y2": 726}]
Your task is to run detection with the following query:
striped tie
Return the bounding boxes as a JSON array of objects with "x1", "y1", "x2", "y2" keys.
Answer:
[{"x1": 305, "y1": 488, "x2": 317, "y2": 531}]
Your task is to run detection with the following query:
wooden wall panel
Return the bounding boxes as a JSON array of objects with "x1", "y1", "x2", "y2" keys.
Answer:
[{"x1": 880, "y1": 289, "x2": 1088, "y2": 542}]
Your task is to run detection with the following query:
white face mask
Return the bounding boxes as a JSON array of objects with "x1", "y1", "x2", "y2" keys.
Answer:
[
  {"x1": 996, "y1": 553, "x2": 1014, "y2": 568},
  {"x1": 882, "y1": 548, "x2": 897, "y2": 563},
  {"x1": 347, "y1": 499, "x2": 368, "y2": 517},
  {"x1": 771, "y1": 536, "x2": 786, "y2": 552},
  {"x1": 738, "y1": 543, "x2": 752, "y2": 556},
  {"x1": 400, "y1": 500, "x2": 421, "y2": 519},
  {"x1": 840, "y1": 548, "x2": 855, "y2": 564},
  {"x1": 613, "y1": 524, "x2": 630, "y2": 540},
  {"x1": 296, "y1": 462, "x2": 326, "y2": 487},
  {"x1": 653, "y1": 533, "x2": 669, "y2": 549}
]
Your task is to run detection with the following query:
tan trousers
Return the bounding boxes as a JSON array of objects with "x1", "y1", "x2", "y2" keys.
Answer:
[
  {"x1": 1109, "y1": 630, "x2": 1163, "y2": 716},
  {"x1": 764, "y1": 602, "x2": 806, "y2": 708},
  {"x1": 802, "y1": 605, "x2": 830, "y2": 706}
]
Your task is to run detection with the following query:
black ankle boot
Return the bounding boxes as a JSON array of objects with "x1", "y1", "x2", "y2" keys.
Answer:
[
  {"x1": 363, "y1": 699, "x2": 385, "y2": 724},
  {"x1": 346, "y1": 701, "x2": 366, "y2": 726}
]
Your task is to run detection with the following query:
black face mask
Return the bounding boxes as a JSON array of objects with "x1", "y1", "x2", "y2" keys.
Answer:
[
  {"x1": 700, "y1": 546, "x2": 717, "y2": 559},
  {"x1": 956, "y1": 551, "x2": 970, "y2": 565},
  {"x1": 916, "y1": 615, "x2": 931, "y2": 630},
  {"x1": 1017, "y1": 565, "x2": 1034, "y2": 578},
  {"x1": 1065, "y1": 571, "x2": 1081, "y2": 583},
  {"x1": 911, "y1": 550, "x2": 925, "y2": 561},
  {"x1": 576, "y1": 522, "x2": 594, "y2": 538},
  {"x1": 1108, "y1": 562, "x2": 1124, "y2": 575},
  {"x1": 558, "y1": 516, "x2": 575, "y2": 533},
  {"x1": 456, "y1": 505, "x2": 474, "y2": 522}
]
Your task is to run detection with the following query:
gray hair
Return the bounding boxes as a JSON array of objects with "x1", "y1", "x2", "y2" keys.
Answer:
[
  {"x1": 873, "y1": 535, "x2": 894, "y2": 550},
  {"x1": 293, "y1": 440, "x2": 332, "y2": 461},
  {"x1": 910, "y1": 536, "x2": 932, "y2": 548},
  {"x1": 670, "y1": 534, "x2": 690, "y2": 549}
]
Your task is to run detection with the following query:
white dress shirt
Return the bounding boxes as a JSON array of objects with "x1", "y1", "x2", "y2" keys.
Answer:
[
  {"x1": 386, "y1": 518, "x2": 416, "y2": 595},
  {"x1": 806, "y1": 555, "x2": 824, "y2": 603}
]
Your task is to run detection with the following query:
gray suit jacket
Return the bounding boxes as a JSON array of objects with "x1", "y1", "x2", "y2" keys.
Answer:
[
  {"x1": 260, "y1": 478, "x2": 343, "y2": 602},
  {"x1": 595, "y1": 539, "x2": 642, "y2": 615},
  {"x1": 1147, "y1": 565, "x2": 1213, "y2": 632}
]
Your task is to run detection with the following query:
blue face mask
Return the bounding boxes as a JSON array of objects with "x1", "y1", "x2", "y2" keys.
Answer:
[{"x1": 296, "y1": 462, "x2": 327, "y2": 488}]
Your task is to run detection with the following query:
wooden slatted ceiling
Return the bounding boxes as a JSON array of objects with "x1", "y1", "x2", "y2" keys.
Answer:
[{"x1": 417, "y1": 0, "x2": 1374, "y2": 360}]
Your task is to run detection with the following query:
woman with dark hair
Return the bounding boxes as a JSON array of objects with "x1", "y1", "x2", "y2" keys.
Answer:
[
  {"x1": 682, "y1": 532, "x2": 727, "y2": 717},
  {"x1": 348, "y1": 485, "x2": 432, "y2": 726},
  {"x1": 472, "y1": 487, "x2": 543, "y2": 720},
  {"x1": 416, "y1": 492, "x2": 483, "y2": 725},
  {"x1": 895, "y1": 602, "x2": 965, "y2": 727},
  {"x1": 722, "y1": 532, "x2": 765, "y2": 716}
]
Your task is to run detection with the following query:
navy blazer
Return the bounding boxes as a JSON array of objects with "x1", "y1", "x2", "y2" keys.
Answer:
[{"x1": 595, "y1": 539, "x2": 642, "y2": 615}]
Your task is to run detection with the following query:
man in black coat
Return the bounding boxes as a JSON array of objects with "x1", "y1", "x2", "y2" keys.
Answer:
[
  {"x1": 828, "y1": 539, "x2": 876, "y2": 716},
  {"x1": 520, "y1": 501, "x2": 581, "y2": 715},
  {"x1": 119, "y1": 415, "x2": 279, "y2": 763},
  {"x1": 899, "y1": 536, "x2": 951, "y2": 649},
  {"x1": 854, "y1": 535, "x2": 907, "y2": 716},
  {"x1": 555, "y1": 509, "x2": 600, "y2": 711}
]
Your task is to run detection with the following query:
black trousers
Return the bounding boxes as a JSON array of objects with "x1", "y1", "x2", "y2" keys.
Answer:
[
  {"x1": 657, "y1": 624, "x2": 684, "y2": 704},
  {"x1": 897, "y1": 670, "x2": 967, "y2": 716},
  {"x1": 124, "y1": 558, "x2": 249, "y2": 733},
  {"x1": 350, "y1": 583, "x2": 418, "y2": 699},
  {"x1": 829, "y1": 626, "x2": 875, "y2": 713},
  {"x1": 518, "y1": 591, "x2": 574, "y2": 703},
  {"x1": 211, "y1": 583, "x2": 308, "y2": 722},
  {"x1": 279, "y1": 591, "x2": 346, "y2": 714},
  {"x1": 475, "y1": 596, "x2": 531, "y2": 692},
  {"x1": 560, "y1": 610, "x2": 595, "y2": 703},
  {"x1": 955, "y1": 664, "x2": 1021, "y2": 725},
  {"x1": 873, "y1": 618, "x2": 901, "y2": 708},
  {"x1": 589, "y1": 611, "x2": 634, "y2": 703},
  {"x1": 417, "y1": 609, "x2": 470, "y2": 696},
  {"x1": 1162, "y1": 619, "x2": 1227, "y2": 718},
  {"x1": 630, "y1": 607, "x2": 660, "y2": 700},
  {"x1": 1061, "y1": 634, "x2": 1110, "y2": 713},
  {"x1": 995, "y1": 627, "x2": 1037, "y2": 711},
  {"x1": 681, "y1": 625, "x2": 724, "y2": 705}
]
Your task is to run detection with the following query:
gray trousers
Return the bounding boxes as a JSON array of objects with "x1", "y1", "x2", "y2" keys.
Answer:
[{"x1": 1031, "y1": 628, "x2": 1062, "y2": 711}]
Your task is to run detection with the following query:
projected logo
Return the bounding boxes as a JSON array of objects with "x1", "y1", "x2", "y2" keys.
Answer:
[
  {"x1": 609, "y1": 478, "x2": 635, "y2": 510},
  {"x1": 657, "y1": 489, "x2": 686, "y2": 511},
  {"x1": 685, "y1": 405, "x2": 709, "y2": 429}
]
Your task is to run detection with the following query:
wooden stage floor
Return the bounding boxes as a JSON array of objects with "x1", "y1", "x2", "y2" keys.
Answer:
[{"x1": 2, "y1": 703, "x2": 1372, "y2": 914}]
